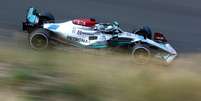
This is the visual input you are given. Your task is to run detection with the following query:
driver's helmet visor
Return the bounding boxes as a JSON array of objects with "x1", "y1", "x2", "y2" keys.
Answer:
[{"x1": 112, "y1": 21, "x2": 119, "y2": 27}]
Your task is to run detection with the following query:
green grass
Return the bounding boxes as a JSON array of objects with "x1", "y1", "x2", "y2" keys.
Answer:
[{"x1": 0, "y1": 47, "x2": 201, "y2": 101}]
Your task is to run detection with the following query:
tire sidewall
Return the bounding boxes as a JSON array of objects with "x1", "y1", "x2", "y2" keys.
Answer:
[
  {"x1": 29, "y1": 29, "x2": 49, "y2": 50},
  {"x1": 131, "y1": 44, "x2": 151, "y2": 64}
]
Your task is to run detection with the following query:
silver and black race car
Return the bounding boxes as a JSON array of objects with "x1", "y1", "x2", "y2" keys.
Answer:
[{"x1": 22, "y1": 7, "x2": 177, "y2": 63}]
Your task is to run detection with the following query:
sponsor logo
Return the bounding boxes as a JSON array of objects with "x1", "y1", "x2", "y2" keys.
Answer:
[
  {"x1": 72, "y1": 27, "x2": 76, "y2": 33},
  {"x1": 48, "y1": 25, "x2": 59, "y2": 30},
  {"x1": 77, "y1": 30, "x2": 97, "y2": 35},
  {"x1": 67, "y1": 36, "x2": 88, "y2": 43}
]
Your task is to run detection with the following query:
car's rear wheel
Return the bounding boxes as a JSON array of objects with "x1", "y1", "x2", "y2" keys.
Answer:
[{"x1": 29, "y1": 29, "x2": 49, "y2": 50}]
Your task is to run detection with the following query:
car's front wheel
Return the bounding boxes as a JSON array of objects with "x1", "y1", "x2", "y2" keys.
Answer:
[{"x1": 131, "y1": 44, "x2": 151, "y2": 64}]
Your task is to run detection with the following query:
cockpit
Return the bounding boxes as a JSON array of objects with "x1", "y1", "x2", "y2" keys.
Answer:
[{"x1": 72, "y1": 18, "x2": 121, "y2": 35}]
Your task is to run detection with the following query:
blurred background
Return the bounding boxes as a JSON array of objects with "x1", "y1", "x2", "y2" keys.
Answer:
[{"x1": 0, "y1": 0, "x2": 201, "y2": 101}]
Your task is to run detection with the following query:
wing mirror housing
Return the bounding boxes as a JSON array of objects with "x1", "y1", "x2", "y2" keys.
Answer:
[{"x1": 154, "y1": 32, "x2": 167, "y2": 43}]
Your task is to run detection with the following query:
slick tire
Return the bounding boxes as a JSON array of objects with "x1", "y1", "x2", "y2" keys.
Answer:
[
  {"x1": 131, "y1": 44, "x2": 151, "y2": 64},
  {"x1": 29, "y1": 29, "x2": 49, "y2": 50}
]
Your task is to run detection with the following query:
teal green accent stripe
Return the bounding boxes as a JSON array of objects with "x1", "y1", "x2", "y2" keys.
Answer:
[
  {"x1": 110, "y1": 42, "x2": 130, "y2": 46},
  {"x1": 89, "y1": 44, "x2": 108, "y2": 49}
]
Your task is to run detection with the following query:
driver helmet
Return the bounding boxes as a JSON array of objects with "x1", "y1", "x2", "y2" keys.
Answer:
[
  {"x1": 105, "y1": 25, "x2": 113, "y2": 31},
  {"x1": 112, "y1": 21, "x2": 120, "y2": 27}
]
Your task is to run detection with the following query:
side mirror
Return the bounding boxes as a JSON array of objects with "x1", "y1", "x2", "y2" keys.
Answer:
[{"x1": 154, "y1": 32, "x2": 167, "y2": 43}]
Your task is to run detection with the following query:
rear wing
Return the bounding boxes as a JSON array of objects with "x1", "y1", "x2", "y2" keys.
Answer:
[{"x1": 26, "y1": 7, "x2": 40, "y2": 24}]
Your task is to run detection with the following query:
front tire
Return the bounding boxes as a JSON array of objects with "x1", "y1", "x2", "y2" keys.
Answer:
[
  {"x1": 29, "y1": 29, "x2": 49, "y2": 50},
  {"x1": 131, "y1": 44, "x2": 151, "y2": 64}
]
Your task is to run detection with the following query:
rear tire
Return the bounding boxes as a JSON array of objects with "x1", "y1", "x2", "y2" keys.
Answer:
[{"x1": 29, "y1": 29, "x2": 49, "y2": 50}]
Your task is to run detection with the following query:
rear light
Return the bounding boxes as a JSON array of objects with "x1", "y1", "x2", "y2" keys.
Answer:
[{"x1": 154, "y1": 32, "x2": 167, "y2": 42}]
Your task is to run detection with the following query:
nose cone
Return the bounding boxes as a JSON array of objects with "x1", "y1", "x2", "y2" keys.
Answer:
[
  {"x1": 166, "y1": 54, "x2": 177, "y2": 64},
  {"x1": 165, "y1": 44, "x2": 177, "y2": 55}
]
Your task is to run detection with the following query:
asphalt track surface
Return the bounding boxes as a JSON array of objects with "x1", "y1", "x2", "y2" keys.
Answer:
[{"x1": 0, "y1": 0, "x2": 201, "y2": 54}]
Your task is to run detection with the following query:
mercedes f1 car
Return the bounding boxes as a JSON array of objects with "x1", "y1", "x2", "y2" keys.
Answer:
[{"x1": 22, "y1": 7, "x2": 177, "y2": 63}]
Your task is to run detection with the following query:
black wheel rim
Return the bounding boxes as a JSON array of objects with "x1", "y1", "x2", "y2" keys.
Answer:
[{"x1": 31, "y1": 35, "x2": 48, "y2": 49}]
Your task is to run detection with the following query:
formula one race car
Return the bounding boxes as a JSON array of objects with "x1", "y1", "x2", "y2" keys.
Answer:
[{"x1": 22, "y1": 7, "x2": 177, "y2": 63}]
